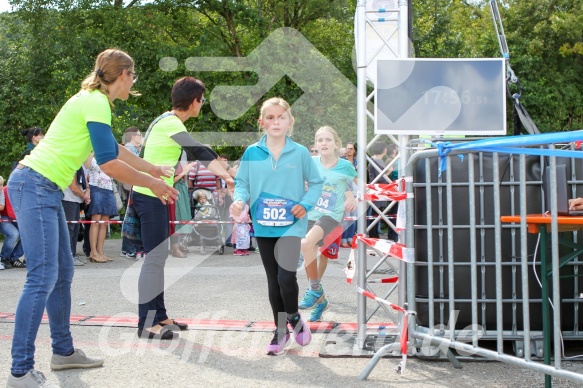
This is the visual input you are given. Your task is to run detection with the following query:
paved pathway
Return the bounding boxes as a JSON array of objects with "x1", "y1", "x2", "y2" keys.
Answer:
[{"x1": 0, "y1": 239, "x2": 579, "y2": 387}]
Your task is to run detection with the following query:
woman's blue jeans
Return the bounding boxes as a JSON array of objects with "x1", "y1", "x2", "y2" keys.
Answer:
[
  {"x1": 8, "y1": 166, "x2": 74, "y2": 375},
  {"x1": 341, "y1": 210, "x2": 356, "y2": 244},
  {"x1": 132, "y1": 192, "x2": 170, "y2": 329},
  {"x1": 0, "y1": 216, "x2": 24, "y2": 260},
  {"x1": 121, "y1": 236, "x2": 136, "y2": 255}
]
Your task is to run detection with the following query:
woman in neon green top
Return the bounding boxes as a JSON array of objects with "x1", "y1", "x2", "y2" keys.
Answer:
[
  {"x1": 133, "y1": 76, "x2": 235, "y2": 340},
  {"x1": 6, "y1": 48, "x2": 178, "y2": 387}
]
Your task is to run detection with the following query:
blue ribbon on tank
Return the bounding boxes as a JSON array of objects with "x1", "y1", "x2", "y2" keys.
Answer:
[{"x1": 433, "y1": 130, "x2": 583, "y2": 176}]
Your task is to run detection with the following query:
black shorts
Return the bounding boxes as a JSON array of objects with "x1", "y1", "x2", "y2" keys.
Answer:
[{"x1": 307, "y1": 216, "x2": 340, "y2": 246}]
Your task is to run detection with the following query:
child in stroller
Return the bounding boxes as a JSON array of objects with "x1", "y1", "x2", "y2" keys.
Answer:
[
  {"x1": 190, "y1": 189, "x2": 224, "y2": 254},
  {"x1": 194, "y1": 191, "x2": 213, "y2": 217}
]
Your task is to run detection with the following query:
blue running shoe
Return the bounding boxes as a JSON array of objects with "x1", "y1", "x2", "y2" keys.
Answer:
[
  {"x1": 308, "y1": 297, "x2": 329, "y2": 322},
  {"x1": 298, "y1": 286, "x2": 324, "y2": 310}
]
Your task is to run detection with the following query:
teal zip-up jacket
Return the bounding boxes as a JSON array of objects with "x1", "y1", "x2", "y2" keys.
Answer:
[{"x1": 234, "y1": 135, "x2": 323, "y2": 238}]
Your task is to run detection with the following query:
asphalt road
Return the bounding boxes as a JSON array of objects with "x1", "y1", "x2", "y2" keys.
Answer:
[{"x1": 0, "y1": 238, "x2": 581, "y2": 387}]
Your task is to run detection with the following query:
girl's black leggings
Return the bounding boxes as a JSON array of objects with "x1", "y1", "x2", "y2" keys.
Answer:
[{"x1": 255, "y1": 236, "x2": 302, "y2": 327}]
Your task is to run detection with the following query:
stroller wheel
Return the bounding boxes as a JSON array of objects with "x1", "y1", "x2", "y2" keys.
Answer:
[
  {"x1": 188, "y1": 233, "x2": 197, "y2": 246},
  {"x1": 218, "y1": 245, "x2": 224, "y2": 255}
]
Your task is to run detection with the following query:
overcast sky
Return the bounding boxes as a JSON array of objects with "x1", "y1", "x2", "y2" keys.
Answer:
[{"x1": 0, "y1": 0, "x2": 11, "y2": 13}]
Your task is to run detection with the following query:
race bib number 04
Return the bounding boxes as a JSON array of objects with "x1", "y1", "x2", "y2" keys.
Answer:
[
  {"x1": 314, "y1": 191, "x2": 337, "y2": 214},
  {"x1": 256, "y1": 196, "x2": 295, "y2": 226}
]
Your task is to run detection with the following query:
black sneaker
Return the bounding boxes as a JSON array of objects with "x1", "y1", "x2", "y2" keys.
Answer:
[
  {"x1": 247, "y1": 246, "x2": 256, "y2": 252},
  {"x1": 1, "y1": 259, "x2": 12, "y2": 269},
  {"x1": 11, "y1": 259, "x2": 26, "y2": 269}
]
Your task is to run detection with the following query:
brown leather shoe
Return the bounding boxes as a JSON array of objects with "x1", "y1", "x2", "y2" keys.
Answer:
[
  {"x1": 171, "y1": 244, "x2": 187, "y2": 258},
  {"x1": 178, "y1": 243, "x2": 189, "y2": 254}
]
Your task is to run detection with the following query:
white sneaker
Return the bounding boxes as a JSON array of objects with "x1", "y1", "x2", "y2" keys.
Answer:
[
  {"x1": 6, "y1": 370, "x2": 58, "y2": 387},
  {"x1": 0, "y1": 262, "x2": 4, "y2": 270},
  {"x1": 123, "y1": 252, "x2": 137, "y2": 259},
  {"x1": 50, "y1": 348, "x2": 104, "y2": 371}
]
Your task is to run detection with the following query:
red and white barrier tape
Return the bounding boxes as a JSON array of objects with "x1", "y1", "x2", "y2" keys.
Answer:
[
  {"x1": 343, "y1": 215, "x2": 396, "y2": 220},
  {"x1": 356, "y1": 287, "x2": 405, "y2": 313},
  {"x1": 2, "y1": 181, "x2": 410, "y2": 227},
  {"x1": 343, "y1": 234, "x2": 409, "y2": 285},
  {"x1": 343, "y1": 233, "x2": 414, "y2": 373},
  {"x1": 0, "y1": 219, "x2": 244, "y2": 225},
  {"x1": 53, "y1": 220, "x2": 236, "y2": 225},
  {"x1": 360, "y1": 182, "x2": 409, "y2": 231},
  {"x1": 0, "y1": 181, "x2": 411, "y2": 226},
  {"x1": 399, "y1": 313, "x2": 409, "y2": 374},
  {"x1": 356, "y1": 287, "x2": 412, "y2": 375},
  {"x1": 0, "y1": 215, "x2": 397, "y2": 224},
  {"x1": 363, "y1": 182, "x2": 409, "y2": 202},
  {"x1": 358, "y1": 236, "x2": 407, "y2": 260},
  {"x1": 367, "y1": 277, "x2": 399, "y2": 284}
]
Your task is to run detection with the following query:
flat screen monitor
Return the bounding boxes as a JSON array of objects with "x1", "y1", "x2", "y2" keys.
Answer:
[{"x1": 375, "y1": 58, "x2": 506, "y2": 135}]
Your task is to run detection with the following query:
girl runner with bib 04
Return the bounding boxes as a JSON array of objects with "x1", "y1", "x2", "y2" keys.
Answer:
[
  {"x1": 231, "y1": 97, "x2": 323, "y2": 356},
  {"x1": 299, "y1": 126, "x2": 357, "y2": 322}
]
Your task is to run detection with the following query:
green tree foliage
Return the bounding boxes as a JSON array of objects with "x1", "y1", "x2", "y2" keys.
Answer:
[
  {"x1": 0, "y1": 0, "x2": 581, "y2": 176},
  {"x1": 412, "y1": 0, "x2": 582, "y2": 133},
  {"x1": 501, "y1": 0, "x2": 583, "y2": 131},
  {"x1": 0, "y1": 0, "x2": 354, "y2": 172}
]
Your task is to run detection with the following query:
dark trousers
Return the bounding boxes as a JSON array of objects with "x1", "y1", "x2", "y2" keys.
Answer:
[
  {"x1": 121, "y1": 236, "x2": 136, "y2": 254},
  {"x1": 132, "y1": 192, "x2": 169, "y2": 329},
  {"x1": 368, "y1": 202, "x2": 399, "y2": 241},
  {"x1": 367, "y1": 206, "x2": 381, "y2": 239},
  {"x1": 387, "y1": 203, "x2": 399, "y2": 241},
  {"x1": 61, "y1": 200, "x2": 80, "y2": 256},
  {"x1": 255, "y1": 236, "x2": 301, "y2": 327},
  {"x1": 121, "y1": 190, "x2": 141, "y2": 254},
  {"x1": 82, "y1": 215, "x2": 91, "y2": 257}
]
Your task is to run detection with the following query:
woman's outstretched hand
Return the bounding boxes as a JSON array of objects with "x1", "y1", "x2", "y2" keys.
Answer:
[
  {"x1": 149, "y1": 165, "x2": 175, "y2": 179},
  {"x1": 149, "y1": 179, "x2": 179, "y2": 204}
]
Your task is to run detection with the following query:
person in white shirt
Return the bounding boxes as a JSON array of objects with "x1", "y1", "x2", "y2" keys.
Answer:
[{"x1": 61, "y1": 168, "x2": 90, "y2": 266}]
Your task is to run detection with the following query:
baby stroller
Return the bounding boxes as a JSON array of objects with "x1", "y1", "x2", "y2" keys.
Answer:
[{"x1": 190, "y1": 188, "x2": 225, "y2": 255}]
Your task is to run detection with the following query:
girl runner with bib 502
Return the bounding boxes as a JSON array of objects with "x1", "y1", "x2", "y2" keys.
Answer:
[{"x1": 231, "y1": 97, "x2": 323, "y2": 356}]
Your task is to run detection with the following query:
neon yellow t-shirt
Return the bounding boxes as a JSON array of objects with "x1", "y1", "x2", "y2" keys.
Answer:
[
  {"x1": 22, "y1": 89, "x2": 111, "y2": 189},
  {"x1": 133, "y1": 114, "x2": 185, "y2": 197}
]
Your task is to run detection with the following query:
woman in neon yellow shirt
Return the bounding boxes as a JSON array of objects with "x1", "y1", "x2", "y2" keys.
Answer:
[
  {"x1": 133, "y1": 76, "x2": 235, "y2": 340},
  {"x1": 6, "y1": 48, "x2": 178, "y2": 387}
]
